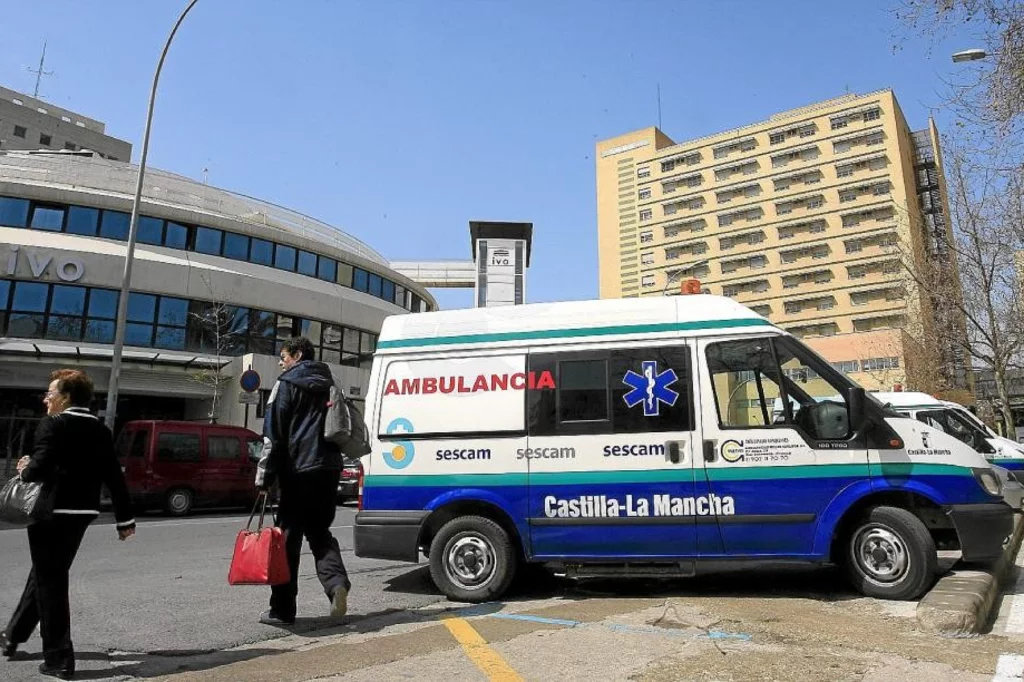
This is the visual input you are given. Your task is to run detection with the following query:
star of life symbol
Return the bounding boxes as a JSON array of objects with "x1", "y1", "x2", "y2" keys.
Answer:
[{"x1": 622, "y1": 361, "x2": 679, "y2": 417}]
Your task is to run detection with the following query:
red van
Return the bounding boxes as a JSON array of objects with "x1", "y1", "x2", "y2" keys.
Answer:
[{"x1": 116, "y1": 421, "x2": 262, "y2": 516}]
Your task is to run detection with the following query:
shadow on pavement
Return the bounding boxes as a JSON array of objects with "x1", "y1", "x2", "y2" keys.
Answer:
[
  {"x1": 4, "y1": 647, "x2": 281, "y2": 681},
  {"x1": 379, "y1": 562, "x2": 865, "y2": 605}
]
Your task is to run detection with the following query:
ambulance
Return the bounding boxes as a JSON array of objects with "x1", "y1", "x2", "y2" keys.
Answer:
[
  {"x1": 873, "y1": 392, "x2": 1024, "y2": 473},
  {"x1": 353, "y1": 295, "x2": 1013, "y2": 602}
]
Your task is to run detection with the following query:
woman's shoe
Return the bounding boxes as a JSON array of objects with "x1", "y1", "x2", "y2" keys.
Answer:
[{"x1": 0, "y1": 631, "x2": 17, "y2": 658}]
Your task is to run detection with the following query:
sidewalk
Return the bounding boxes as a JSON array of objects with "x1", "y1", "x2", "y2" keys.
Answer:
[{"x1": 141, "y1": 576, "x2": 1020, "y2": 682}]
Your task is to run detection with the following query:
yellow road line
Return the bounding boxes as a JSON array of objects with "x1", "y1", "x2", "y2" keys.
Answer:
[{"x1": 442, "y1": 616, "x2": 525, "y2": 681}]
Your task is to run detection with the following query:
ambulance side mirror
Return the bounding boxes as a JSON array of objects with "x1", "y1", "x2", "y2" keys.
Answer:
[{"x1": 847, "y1": 386, "x2": 866, "y2": 432}]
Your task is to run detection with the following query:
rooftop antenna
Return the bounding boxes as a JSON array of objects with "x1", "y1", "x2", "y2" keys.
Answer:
[
  {"x1": 27, "y1": 41, "x2": 54, "y2": 98},
  {"x1": 657, "y1": 83, "x2": 663, "y2": 129}
]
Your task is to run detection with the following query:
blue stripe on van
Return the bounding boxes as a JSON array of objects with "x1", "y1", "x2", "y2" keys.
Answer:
[{"x1": 376, "y1": 317, "x2": 774, "y2": 350}]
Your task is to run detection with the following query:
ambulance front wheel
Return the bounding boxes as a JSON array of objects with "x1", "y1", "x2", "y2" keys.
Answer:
[
  {"x1": 429, "y1": 515, "x2": 518, "y2": 602},
  {"x1": 844, "y1": 506, "x2": 937, "y2": 600}
]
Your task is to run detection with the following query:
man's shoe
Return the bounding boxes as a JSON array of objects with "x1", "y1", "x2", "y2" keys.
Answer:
[
  {"x1": 0, "y1": 631, "x2": 16, "y2": 658},
  {"x1": 259, "y1": 610, "x2": 295, "y2": 626},
  {"x1": 331, "y1": 586, "x2": 348, "y2": 618},
  {"x1": 38, "y1": 658, "x2": 75, "y2": 679}
]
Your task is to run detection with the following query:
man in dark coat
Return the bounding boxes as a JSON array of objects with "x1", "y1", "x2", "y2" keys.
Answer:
[{"x1": 256, "y1": 337, "x2": 349, "y2": 625}]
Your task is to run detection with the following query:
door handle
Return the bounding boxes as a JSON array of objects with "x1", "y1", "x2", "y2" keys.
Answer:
[
  {"x1": 666, "y1": 441, "x2": 681, "y2": 464},
  {"x1": 703, "y1": 440, "x2": 717, "y2": 463}
]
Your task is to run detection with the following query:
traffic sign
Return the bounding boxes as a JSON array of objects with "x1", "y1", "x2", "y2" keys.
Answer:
[
  {"x1": 239, "y1": 369, "x2": 261, "y2": 393},
  {"x1": 238, "y1": 392, "x2": 260, "y2": 405}
]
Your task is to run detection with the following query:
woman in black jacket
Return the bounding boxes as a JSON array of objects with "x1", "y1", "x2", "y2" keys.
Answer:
[{"x1": 1, "y1": 369, "x2": 136, "y2": 680}]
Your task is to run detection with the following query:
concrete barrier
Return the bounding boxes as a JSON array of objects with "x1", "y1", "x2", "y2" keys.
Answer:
[{"x1": 917, "y1": 513, "x2": 1024, "y2": 636}]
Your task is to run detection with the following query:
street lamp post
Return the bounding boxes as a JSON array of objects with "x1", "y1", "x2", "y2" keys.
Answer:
[{"x1": 104, "y1": 0, "x2": 201, "y2": 430}]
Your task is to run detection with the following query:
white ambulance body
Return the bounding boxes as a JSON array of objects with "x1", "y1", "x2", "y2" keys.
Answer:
[{"x1": 354, "y1": 296, "x2": 1012, "y2": 602}]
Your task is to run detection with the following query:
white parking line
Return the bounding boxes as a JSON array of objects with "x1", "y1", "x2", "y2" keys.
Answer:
[
  {"x1": 993, "y1": 654, "x2": 1024, "y2": 682},
  {"x1": 1002, "y1": 547, "x2": 1024, "y2": 634}
]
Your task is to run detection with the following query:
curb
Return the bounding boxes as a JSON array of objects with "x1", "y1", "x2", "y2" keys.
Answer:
[{"x1": 916, "y1": 512, "x2": 1024, "y2": 637}]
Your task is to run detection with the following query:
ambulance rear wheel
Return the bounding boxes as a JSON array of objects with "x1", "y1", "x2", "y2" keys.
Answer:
[
  {"x1": 844, "y1": 506, "x2": 937, "y2": 600},
  {"x1": 429, "y1": 516, "x2": 517, "y2": 602}
]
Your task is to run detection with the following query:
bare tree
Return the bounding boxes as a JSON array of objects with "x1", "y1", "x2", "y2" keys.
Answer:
[
  {"x1": 896, "y1": 0, "x2": 1024, "y2": 139},
  {"x1": 892, "y1": 138, "x2": 1024, "y2": 433},
  {"x1": 188, "y1": 277, "x2": 246, "y2": 423}
]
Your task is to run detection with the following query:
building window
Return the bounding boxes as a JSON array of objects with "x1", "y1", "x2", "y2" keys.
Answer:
[
  {"x1": 274, "y1": 244, "x2": 297, "y2": 271},
  {"x1": 317, "y1": 257, "x2": 337, "y2": 282},
  {"x1": 13, "y1": 125, "x2": 26, "y2": 139},
  {"x1": 639, "y1": 231, "x2": 653, "y2": 243},
  {"x1": 194, "y1": 227, "x2": 224, "y2": 256},
  {"x1": 250, "y1": 238, "x2": 274, "y2": 266},
  {"x1": 831, "y1": 118, "x2": 848, "y2": 130},
  {"x1": 135, "y1": 216, "x2": 164, "y2": 245},
  {"x1": 769, "y1": 132, "x2": 785, "y2": 145},
  {"x1": 639, "y1": 209, "x2": 653, "y2": 221},
  {"x1": 223, "y1": 232, "x2": 250, "y2": 260},
  {"x1": 864, "y1": 108, "x2": 881, "y2": 122},
  {"x1": 638, "y1": 188, "x2": 651, "y2": 200},
  {"x1": 353, "y1": 268, "x2": 369, "y2": 292},
  {"x1": 297, "y1": 250, "x2": 318, "y2": 277},
  {"x1": 29, "y1": 204, "x2": 65, "y2": 232},
  {"x1": 641, "y1": 274, "x2": 655, "y2": 288},
  {"x1": 660, "y1": 160, "x2": 676, "y2": 173},
  {"x1": 641, "y1": 252, "x2": 654, "y2": 265},
  {"x1": 336, "y1": 262, "x2": 354, "y2": 289},
  {"x1": 164, "y1": 221, "x2": 189, "y2": 249},
  {"x1": 65, "y1": 206, "x2": 99, "y2": 236},
  {"x1": 368, "y1": 273, "x2": 383, "y2": 297},
  {"x1": 39, "y1": 133, "x2": 51, "y2": 146},
  {"x1": 807, "y1": 198, "x2": 823, "y2": 209},
  {"x1": 637, "y1": 167, "x2": 650, "y2": 178},
  {"x1": 99, "y1": 210, "x2": 130, "y2": 240}
]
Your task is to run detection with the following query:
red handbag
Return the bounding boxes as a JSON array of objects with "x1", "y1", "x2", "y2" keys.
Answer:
[{"x1": 228, "y1": 493, "x2": 291, "y2": 586}]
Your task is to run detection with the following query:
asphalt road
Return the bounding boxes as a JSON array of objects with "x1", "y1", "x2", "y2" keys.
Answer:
[
  {"x1": 2, "y1": 508, "x2": 1023, "y2": 681},
  {"x1": 0, "y1": 505, "x2": 447, "y2": 682}
]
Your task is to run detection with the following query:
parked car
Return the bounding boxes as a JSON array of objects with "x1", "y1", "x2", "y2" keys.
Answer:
[
  {"x1": 338, "y1": 460, "x2": 361, "y2": 505},
  {"x1": 116, "y1": 420, "x2": 262, "y2": 516}
]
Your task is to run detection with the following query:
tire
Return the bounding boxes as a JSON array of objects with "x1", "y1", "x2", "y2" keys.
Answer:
[
  {"x1": 429, "y1": 515, "x2": 518, "y2": 602},
  {"x1": 843, "y1": 506, "x2": 937, "y2": 600},
  {"x1": 164, "y1": 488, "x2": 195, "y2": 517}
]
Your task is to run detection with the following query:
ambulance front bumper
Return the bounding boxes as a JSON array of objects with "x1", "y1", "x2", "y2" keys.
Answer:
[
  {"x1": 946, "y1": 503, "x2": 1014, "y2": 563},
  {"x1": 354, "y1": 510, "x2": 428, "y2": 563}
]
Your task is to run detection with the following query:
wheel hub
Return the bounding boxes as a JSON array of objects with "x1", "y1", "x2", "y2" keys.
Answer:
[
  {"x1": 445, "y1": 535, "x2": 495, "y2": 589},
  {"x1": 854, "y1": 526, "x2": 909, "y2": 584}
]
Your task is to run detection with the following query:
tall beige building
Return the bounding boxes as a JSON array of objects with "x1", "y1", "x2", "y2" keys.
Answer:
[{"x1": 596, "y1": 90, "x2": 968, "y2": 395}]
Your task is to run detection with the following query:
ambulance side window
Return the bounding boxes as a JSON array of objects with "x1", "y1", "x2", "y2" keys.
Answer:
[
  {"x1": 528, "y1": 346, "x2": 693, "y2": 436},
  {"x1": 706, "y1": 337, "x2": 851, "y2": 440},
  {"x1": 916, "y1": 410, "x2": 993, "y2": 453}
]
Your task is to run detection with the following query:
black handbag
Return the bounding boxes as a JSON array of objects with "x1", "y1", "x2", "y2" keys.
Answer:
[{"x1": 0, "y1": 475, "x2": 56, "y2": 525}]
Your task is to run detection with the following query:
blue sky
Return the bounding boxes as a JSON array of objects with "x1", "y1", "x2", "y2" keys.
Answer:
[{"x1": 0, "y1": 1, "x2": 980, "y2": 309}]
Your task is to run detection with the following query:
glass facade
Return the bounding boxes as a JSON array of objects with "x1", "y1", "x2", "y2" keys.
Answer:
[
  {"x1": 0, "y1": 278, "x2": 379, "y2": 362},
  {"x1": 0, "y1": 194, "x2": 429, "y2": 313}
]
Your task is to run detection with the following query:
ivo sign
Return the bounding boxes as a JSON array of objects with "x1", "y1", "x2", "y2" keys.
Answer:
[{"x1": 3, "y1": 245, "x2": 85, "y2": 282}]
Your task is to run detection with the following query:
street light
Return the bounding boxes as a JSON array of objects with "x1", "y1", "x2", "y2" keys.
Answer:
[
  {"x1": 104, "y1": 0, "x2": 201, "y2": 430},
  {"x1": 951, "y1": 49, "x2": 988, "y2": 63}
]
